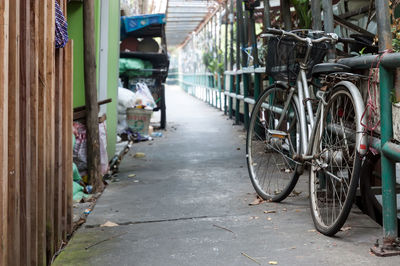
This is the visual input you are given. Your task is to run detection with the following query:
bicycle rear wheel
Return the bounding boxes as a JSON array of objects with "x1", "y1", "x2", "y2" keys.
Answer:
[
  {"x1": 309, "y1": 86, "x2": 362, "y2": 236},
  {"x1": 246, "y1": 85, "x2": 301, "y2": 202}
]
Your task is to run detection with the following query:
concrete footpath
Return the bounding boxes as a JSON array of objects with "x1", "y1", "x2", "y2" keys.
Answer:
[{"x1": 54, "y1": 85, "x2": 398, "y2": 265}]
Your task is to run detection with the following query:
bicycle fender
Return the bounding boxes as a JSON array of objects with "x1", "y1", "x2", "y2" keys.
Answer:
[{"x1": 334, "y1": 81, "x2": 368, "y2": 156}]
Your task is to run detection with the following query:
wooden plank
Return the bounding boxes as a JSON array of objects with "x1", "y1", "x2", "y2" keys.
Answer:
[
  {"x1": 62, "y1": 40, "x2": 73, "y2": 240},
  {"x1": 73, "y1": 98, "x2": 113, "y2": 113},
  {"x1": 45, "y1": 0, "x2": 56, "y2": 261},
  {"x1": 65, "y1": 41, "x2": 74, "y2": 235},
  {"x1": 7, "y1": 0, "x2": 21, "y2": 265},
  {"x1": 60, "y1": 0, "x2": 68, "y2": 242},
  {"x1": 84, "y1": 0, "x2": 103, "y2": 192},
  {"x1": 0, "y1": 1, "x2": 9, "y2": 265},
  {"x1": 38, "y1": 0, "x2": 48, "y2": 264},
  {"x1": 54, "y1": 47, "x2": 63, "y2": 251},
  {"x1": 333, "y1": 15, "x2": 375, "y2": 38},
  {"x1": 29, "y1": 0, "x2": 39, "y2": 264},
  {"x1": 19, "y1": 0, "x2": 32, "y2": 264}
]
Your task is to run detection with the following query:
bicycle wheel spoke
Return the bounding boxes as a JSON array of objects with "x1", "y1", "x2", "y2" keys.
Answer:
[
  {"x1": 247, "y1": 86, "x2": 301, "y2": 202},
  {"x1": 309, "y1": 87, "x2": 362, "y2": 236}
]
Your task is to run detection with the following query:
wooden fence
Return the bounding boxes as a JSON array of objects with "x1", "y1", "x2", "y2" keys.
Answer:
[{"x1": 0, "y1": 0, "x2": 73, "y2": 265}]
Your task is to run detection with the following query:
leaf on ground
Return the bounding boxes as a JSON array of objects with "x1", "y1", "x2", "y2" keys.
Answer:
[
  {"x1": 340, "y1": 226, "x2": 351, "y2": 232},
  {"x1": 249, "y1": 196, "x2": 265, "y2": 206},
  {"x1": 295, "y1": 209, "x2": 301, "y2": 212},
  {"x1": 291, "y1": 190, "x2": 302, "y2": 196},
  {"x1": 128, "y1": 174, "x2": 136, "y2": 178},
  {"x1": 269, "y1": 261, "x2": 278, "y2": 265},
  {"x1": 134, "y1": 152, "x2": 146, "y2": 158},
  {"x1": 264, "y1": 210, "x2": 276, "y2": 214},
  {"x1": 100, "y1": 221, "x2": 119, "y2": 227}
]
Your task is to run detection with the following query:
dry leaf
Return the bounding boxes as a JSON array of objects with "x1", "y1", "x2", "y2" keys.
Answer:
[
  {"x1": 295, "y1": 209, "x2": 301, "y2": 212},
  {"x1": 134, "y1": 152, "x2": 146, "y2": 158},
  {"x1": 269, "y1": 261, "x2": 278, "y2": 265},
  {"x1": 100, "y1": 221, "x2": 119, "y2": 227},
  {"x1": 249, "y1": 197, "x2": 265, "y2": 206},
  {"x1": 291, "y1": 190, "x2": 302, "y2": 196},
  {"x1": 264, "y1": 210, "x2": 276, "y2": 214},
  {"x1": 341, "y1": 226, "x2": 351, "y2": 232}
]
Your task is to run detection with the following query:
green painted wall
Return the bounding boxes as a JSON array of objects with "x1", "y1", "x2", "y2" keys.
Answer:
[
  {"x1": 67, "y1": 1, "x2": 100, "y2": 108},
  {"x1": 105, "y1": 1, "x2": 120, "y2": 157},
  {"x1": 67, "y1": 3, "x2": 85, "y2": 107},
  {"x1": 67, "y1": 1, "x2": 119, "y2": 157}
]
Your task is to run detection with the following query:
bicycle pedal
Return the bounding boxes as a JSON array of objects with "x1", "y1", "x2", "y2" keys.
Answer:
[{"x1": 267, "y1": 129, "x2": 287, "y2": 139}]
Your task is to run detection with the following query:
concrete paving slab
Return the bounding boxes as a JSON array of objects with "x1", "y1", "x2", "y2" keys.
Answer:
[{"x1": 54, "y1": 85, "x2": 399, "y2": 265}]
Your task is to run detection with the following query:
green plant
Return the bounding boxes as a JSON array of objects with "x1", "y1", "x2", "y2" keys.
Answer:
[
  {"x1": 290, "y1": 0, "x2": 312, "y2": 29},
  {"x1": 202, "y1": 50, "x2": 224, "y2": 75}
]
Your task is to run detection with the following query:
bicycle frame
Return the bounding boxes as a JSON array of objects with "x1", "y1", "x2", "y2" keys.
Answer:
[{"x1": 271, "y1": 39, "x2": 368, "y2": 163}]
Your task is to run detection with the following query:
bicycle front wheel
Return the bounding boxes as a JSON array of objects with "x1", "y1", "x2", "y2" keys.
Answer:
[
  {"x1": 246, "y1": 85, "x2": 301, "y2": 202},
  {"x1": 309, "y1": 86, "x2": 362, "y2": 236}
]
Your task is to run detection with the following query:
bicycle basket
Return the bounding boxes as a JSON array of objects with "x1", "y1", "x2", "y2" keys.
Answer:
[{"x1": 265, "y1": 36, "x2": 329, "y2": 82}]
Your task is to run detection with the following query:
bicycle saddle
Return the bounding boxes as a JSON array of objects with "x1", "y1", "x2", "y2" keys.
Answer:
[{"x1": 311, "y1": 63, "x2": 351, "y2": 77}]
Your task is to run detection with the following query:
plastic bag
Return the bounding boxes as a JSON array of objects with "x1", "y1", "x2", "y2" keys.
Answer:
[
  {"x1": 73, "y1": 121, "x2": 109, "y2": 176},
  {"x1": 118, "y1": 87, "x2": 136, "y2": 111},
  {"x1": 135, "y1": 82, "x2": 155, "y2": 109}
]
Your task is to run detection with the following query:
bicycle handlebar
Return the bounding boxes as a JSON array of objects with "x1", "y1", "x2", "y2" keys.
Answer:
[{"x1": 261, "y1": 27, "x2": 339, "y2": 44}]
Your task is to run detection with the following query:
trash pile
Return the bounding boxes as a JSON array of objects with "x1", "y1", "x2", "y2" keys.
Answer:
[
  {"x1": 72, "y1": 121, "x2": 109, "y2": 202},
  {"x1": 117, "y1": 82, "x2": 160, "y2": 140}
]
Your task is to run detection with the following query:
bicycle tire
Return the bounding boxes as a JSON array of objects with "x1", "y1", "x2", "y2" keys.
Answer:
[
  {"x1": 246, "y1": 84, "x2": 301, "y2": 202},
  {"x1": 309, "y1": 86, "x2": 362, "y2": 236}
]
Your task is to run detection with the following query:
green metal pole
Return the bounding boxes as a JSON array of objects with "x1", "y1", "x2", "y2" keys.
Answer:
[
  {"x1": 242, "y1": 6, "x2": 250, "y2": 129},
  {"x1": 229, "y1": 0, "x2": 234, "y2": 119},
  {"x1": 235, "y1": 0, "x2": 242, "y2": 125},
  {"x1": 224, "y1": 2, "x2": 229, "y2": 114},
  {"x1": 218, "y1": 74, "x2": 222, "y2": 110},
  {"x1": 376, "y1": 0, "x2": 398, "y2": 246},
  {"x1": 380, "y1": 66, "x2": 398, "y2": 240},
  {"x1": 249, "y1": 8, "x2": 260, "y2": 101}
]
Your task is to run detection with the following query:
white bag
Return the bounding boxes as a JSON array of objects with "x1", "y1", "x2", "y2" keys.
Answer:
[{"x1": 135, "y1": 82, "x2": 156, "y2": 109}]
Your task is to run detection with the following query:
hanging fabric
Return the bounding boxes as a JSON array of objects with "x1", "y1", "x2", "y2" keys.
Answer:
[{"x1": 55, "y1": 0, "x2": 69, "y2": 48}]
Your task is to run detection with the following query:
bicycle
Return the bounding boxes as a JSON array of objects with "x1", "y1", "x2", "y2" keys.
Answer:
[{"x1": 246, "y1": 28, "x2": 368, "y2": 236}]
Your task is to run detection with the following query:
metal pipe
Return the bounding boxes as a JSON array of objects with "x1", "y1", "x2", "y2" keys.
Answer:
[
  {"x1": 235, "y1": 0, "x2": 242, "y2": 124},
  {"x1": 337, "y1": 53, "x2": 400, "y2": 69},
  {"x1": 263, "y1": 0, "x2": 271, "y2": 28},
  {"x1": 379, "y1": 65, "x2": 397, "y2": 240},
  {"x1": 375, "y1": 0, "x2": 393, "y2": 52},
  {"x1": 375, "y1": 0, "x2": 398, "y2": 242},
  {"x1": 322, "y1": 0, "x2": 335, "y2": 60},
  {"x1": 242, "y1": 4, "x2": 250, "y2": 129},
  {"x1": 229, "y1": 0, "x2": 234, "y2": 119},
  {"x1": 311, "y1": 0, "x2": 322, "y2": 30},
  {"x1": 280, "y1": 0, "x2": 292, "y2": 30},
  {"x1": 224, "y1": 2, "x2": 229, "y2": 115},
  {"x1": 382, "y1": 141, "x2": 400, "y2": 162}
]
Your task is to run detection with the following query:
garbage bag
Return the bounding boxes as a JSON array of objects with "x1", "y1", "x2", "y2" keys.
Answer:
[{"x1": 135, "y1": 82, "x2": 156, "y2": 109}]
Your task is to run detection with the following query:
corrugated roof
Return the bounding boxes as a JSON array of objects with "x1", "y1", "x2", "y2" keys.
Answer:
[{"x1": 165, "y1": 0, "x2": 220, "y2": 49}]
